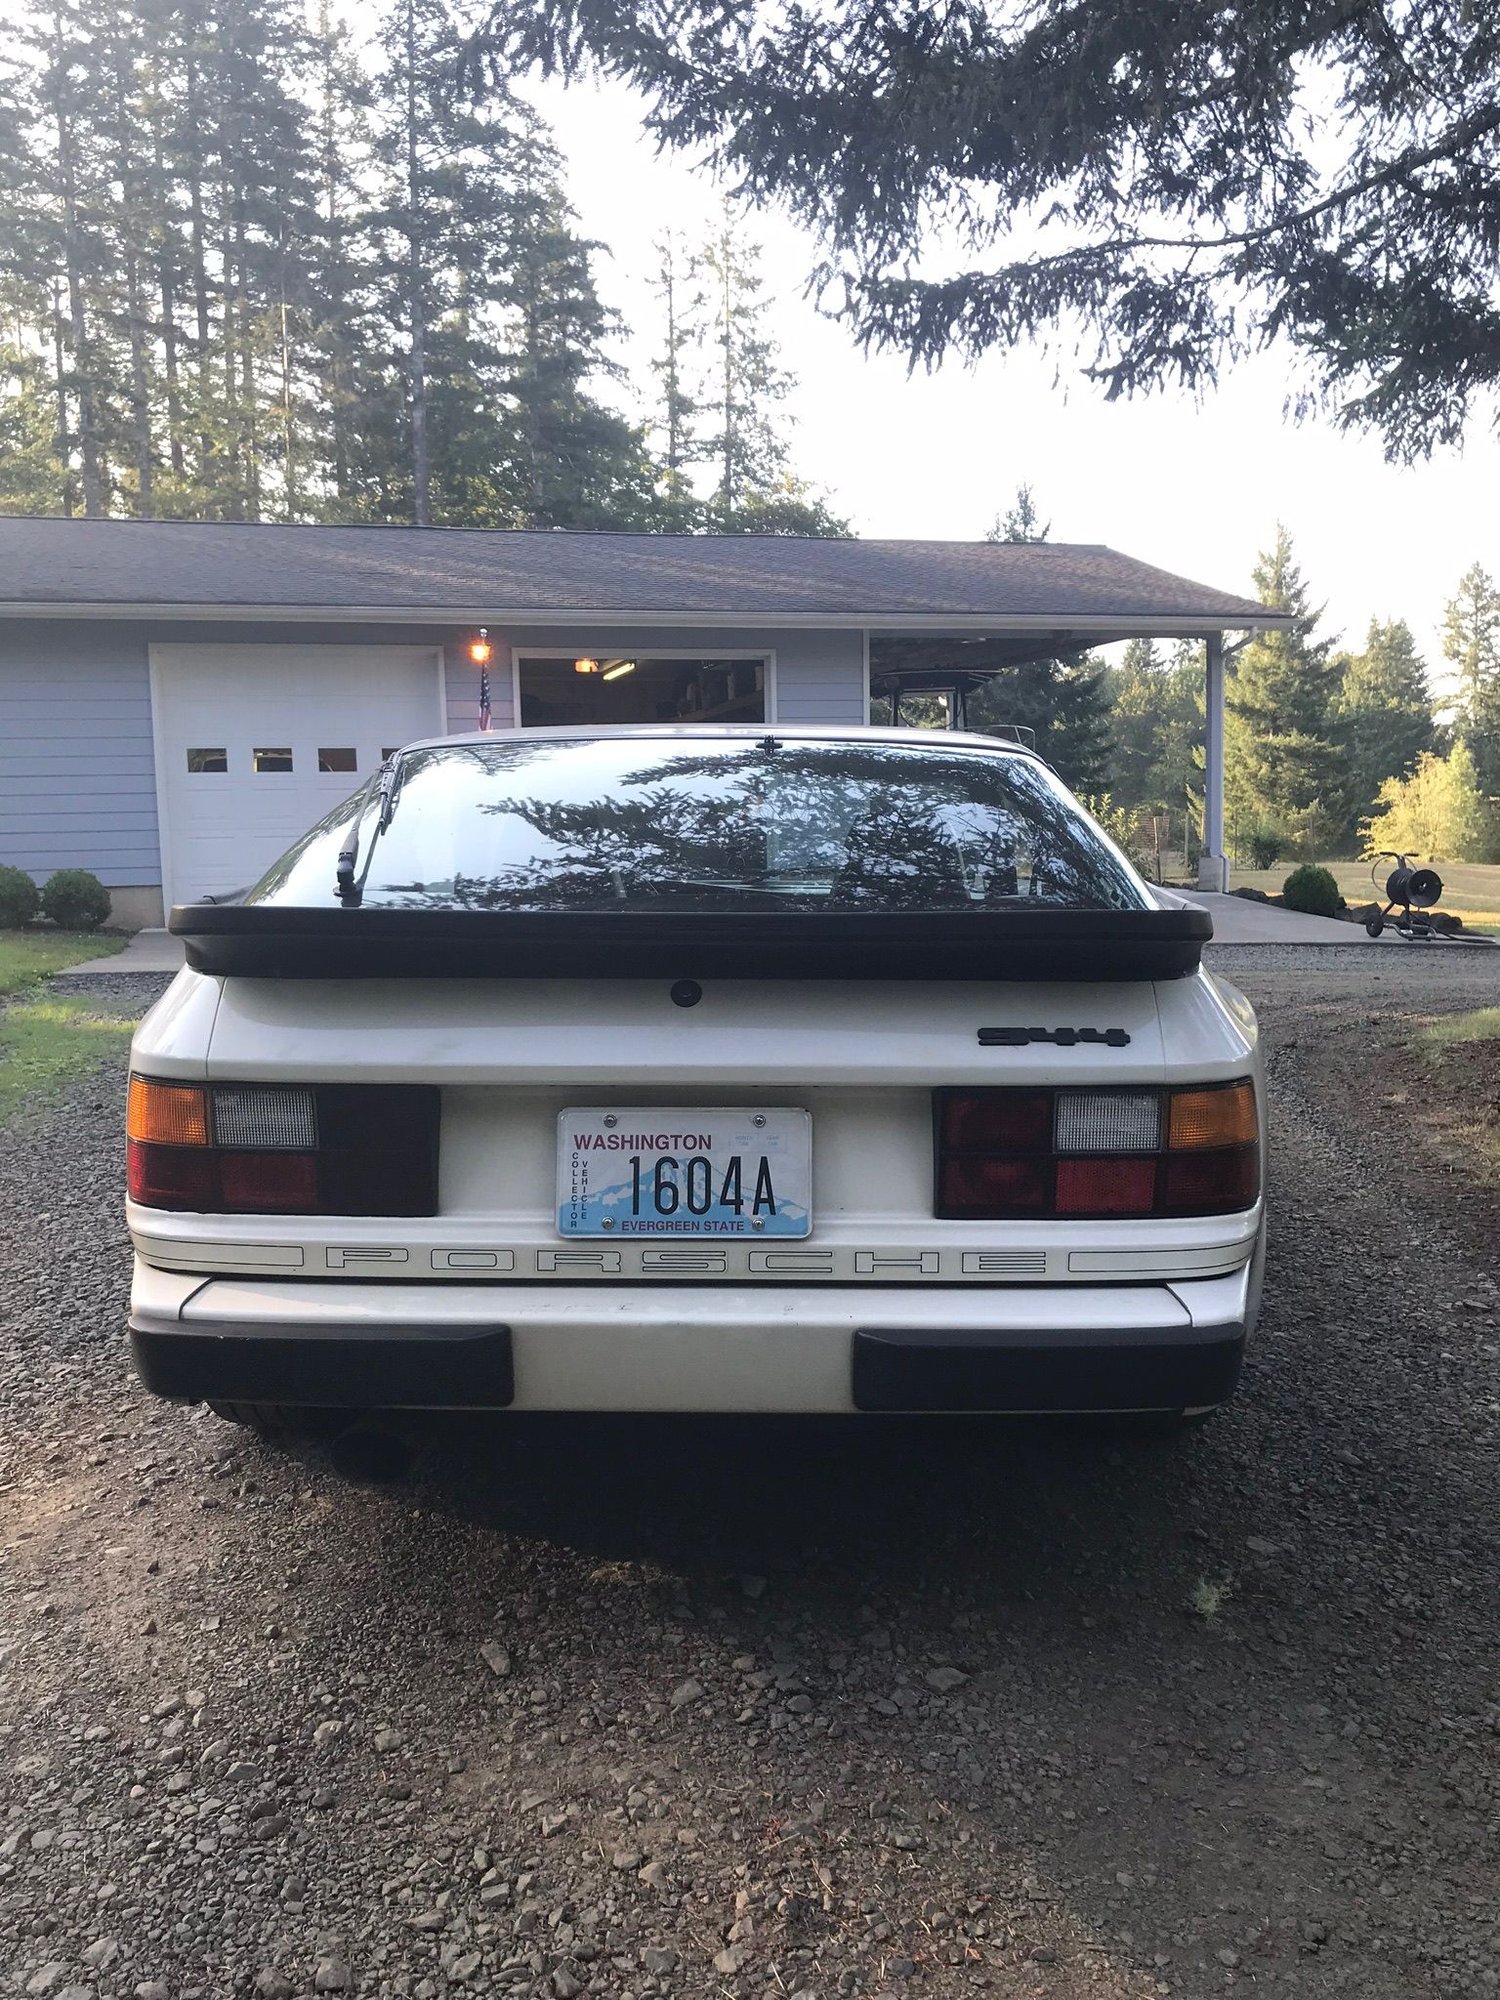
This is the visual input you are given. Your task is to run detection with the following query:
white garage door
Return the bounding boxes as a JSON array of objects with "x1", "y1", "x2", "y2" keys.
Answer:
[{"x1": 152, "y1": 644, "x2": 444, "y2": 906}]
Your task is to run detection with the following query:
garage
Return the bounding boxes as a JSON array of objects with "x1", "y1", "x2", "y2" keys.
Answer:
[{"x1": 150, "y1": 644, "x2": 444, "y2": 906}]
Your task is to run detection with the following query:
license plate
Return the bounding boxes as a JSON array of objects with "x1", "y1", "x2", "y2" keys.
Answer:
[{"x1": 557, "y1": 1107, "x2": 812, "y2": 1238}]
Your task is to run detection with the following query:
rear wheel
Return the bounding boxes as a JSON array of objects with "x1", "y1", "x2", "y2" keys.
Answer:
[{"x1": 207, "y1": 1401, "x2": 345, "y2": 1441}]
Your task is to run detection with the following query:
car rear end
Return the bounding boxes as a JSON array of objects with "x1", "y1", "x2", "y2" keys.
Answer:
[{"x1": 125, "y1": 728, "x2": 1263, "y2": 1420}]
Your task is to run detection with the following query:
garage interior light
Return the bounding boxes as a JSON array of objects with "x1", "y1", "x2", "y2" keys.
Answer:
[
  {"x1": 602, "y1": 658, "x2": 637, "y2": 681},
  {"x1": 573, "y1": 657, "x2": 600, "y2": 675}
]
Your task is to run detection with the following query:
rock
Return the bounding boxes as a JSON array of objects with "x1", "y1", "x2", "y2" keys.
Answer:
[
  {"x1": 372, "y1": 1725, "x2": 403, "y2": 1753},
  {"x1": 713, "y1": 1946, "x2": 746, "y2": 1975},
  {"x1": 134, "y1": 1985, "x2": 172, "y2": 2000},
  {"x1": 670, "y1": 1678, "x2": 704, "y2": 1710},
  {"x1": 225, "y1": 1761, "x2": 261, "y2": 1782},
  {"x1": 480, "y1": 1640, "x2": 512, "y2": 1678},
  {"x1": 611, "y1": 1847, "x2": 642, "y2": 1870},
  {"x1": 643, "y1": 1947, "x2": 679, "y2": 1974},
  {"x1": 254, "y1": 1975, "x2": 295, "y2": 2000},
  {"x1": 551, "y1": 1972, "x2": 584, "y2": 1999},
  {"x1": 447, "y1": 1951, "x2": 482, "y2": 1982},
  {"x1": 924, "y1": 1667, "x2": 969, "y2": 1693},
  {"x1": 1245, "y1": 1535, "x2": 1279, "y2": 1557},
  {"x1": 83, "y1": 1939, "x2": 121, "y2": 1970},
  {"x1": 151, "y1": 1695, "x2": 184, "y2": 1720},
  {"x1": 313, "y1": 1720, "x2": 343, "y2": 1749},
  {"x1": 25, "y1": 1966, "x2": 67, "y2": 1997},
  {"x1": 638, "y1": 1860, "x2": 668, "y2": 1891},
  {"x1": 1217, "y1": 1947, "x2": 1240, "y2": 1967},
  {"x1": 314, "y1": 1961, "x2": 352, "y2": 1992},
  {"x1": 738, "y1": 1574, "x2": 767, "y2": 1599},
  {"x1": 887, "y1": 1958, "x2": 916, "y2": 1977}
]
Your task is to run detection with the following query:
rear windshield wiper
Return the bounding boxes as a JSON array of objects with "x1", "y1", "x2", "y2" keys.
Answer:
[{"x1": 336, "y1": 752, "x2": 405, "y2": 907}]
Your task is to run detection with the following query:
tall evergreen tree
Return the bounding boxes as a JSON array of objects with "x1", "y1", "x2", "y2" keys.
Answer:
[
  {"x1": 1225, "y1": 528, "x2": 1346, "y2": 851},
  {"x1": 648, "y1": 229, "x2": 702, "y2": 526},
  {"x1": 1442, "y1": 562, "x2": 1500, "y2": 801},
  {"x1": 1334, "y1": 618, "x2": 1434, "y2": 833}
]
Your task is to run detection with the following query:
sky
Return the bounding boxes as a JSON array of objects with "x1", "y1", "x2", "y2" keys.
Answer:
[{"x1": 521, "y1": 70, "x2": 1500, "y2": 694}]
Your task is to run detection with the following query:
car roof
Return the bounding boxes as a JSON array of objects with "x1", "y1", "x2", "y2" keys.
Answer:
[{"x1": 399, "y1": 722, "x2": 1043, "y2": 761}]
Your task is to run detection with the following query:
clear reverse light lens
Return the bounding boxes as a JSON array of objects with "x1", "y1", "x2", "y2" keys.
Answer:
[
  {"x1": 213, "y1": 1085, "x2": 317, "y2": 1151},
  {"x1": 1055, "y1": 1091, "x2": 1161, "y2": 1155}
]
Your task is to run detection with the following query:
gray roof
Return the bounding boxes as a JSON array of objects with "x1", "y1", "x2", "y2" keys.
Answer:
[{"x1": 0, "y1": 518, "x2": 1286, "y2": 628}]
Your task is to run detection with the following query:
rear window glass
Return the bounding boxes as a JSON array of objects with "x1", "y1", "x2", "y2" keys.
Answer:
[{"x1": 246, "y1": 735, "x2": 1149, "y2": 912}]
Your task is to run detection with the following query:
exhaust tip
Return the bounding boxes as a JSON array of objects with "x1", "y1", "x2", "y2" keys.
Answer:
[{"x1": 328, "y1": 1422, "x2": 415, "y2": 1484}]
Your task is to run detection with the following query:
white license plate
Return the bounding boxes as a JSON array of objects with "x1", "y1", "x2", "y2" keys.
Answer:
[{"x1": 557, "y1": 1107, "x2": 812, "y2": 1238}]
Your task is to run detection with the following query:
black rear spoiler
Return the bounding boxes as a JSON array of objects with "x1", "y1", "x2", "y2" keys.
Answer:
[{"x1": 170, "y1": 904, "x2": 1212, "y2": 981}]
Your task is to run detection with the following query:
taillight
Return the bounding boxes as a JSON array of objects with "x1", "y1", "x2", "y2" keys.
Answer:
[
  {"x1": 934, "y1": 1081, "x2": 1258, "y2": 1220},
  {"x1": 127, "y1": 1077, "x2": 439, "y2": 1216}
]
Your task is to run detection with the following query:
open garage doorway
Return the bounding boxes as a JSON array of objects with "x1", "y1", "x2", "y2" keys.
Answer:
[{"x1": 516, "y1": 653, "x2": 768, "y2": 727}]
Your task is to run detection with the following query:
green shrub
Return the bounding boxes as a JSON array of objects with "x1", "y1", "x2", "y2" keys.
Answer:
[
  {"x1": 0, "y1": 865, "x2": 40, "y2": 928},
  {"x1": 1281, "y1": 863, "x2": 1343, "y2": 918},
  {"x1": 40, "y1": 869, "x2": 111, "y2": 931},
  {"x1": 1243, "y1": 823, "x2": 1284, "y2": 870}
]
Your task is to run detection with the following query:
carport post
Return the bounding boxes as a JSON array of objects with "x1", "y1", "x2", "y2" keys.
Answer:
[{"x1": 1198, "y1": 632, "x2": 1228, "y2": 893}]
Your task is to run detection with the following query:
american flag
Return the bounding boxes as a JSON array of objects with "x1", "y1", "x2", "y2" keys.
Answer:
[{"x1": 478, "y1": 665, "x2": 493, "y2": 731}]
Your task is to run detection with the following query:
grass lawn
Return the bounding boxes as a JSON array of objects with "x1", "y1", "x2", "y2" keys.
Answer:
[
  {"x1": 0, "y1": 927, "x2": 125, "y2": 994},
  {"x1": 0, "y1": 930, "x2": 133, "y2": 1123},
  {"x1": 0, "y1": 994, "x2": 135, "y2": 1123},
  {"x1": 1229, "y1": 859, "x2": 1500, "y2": 935}
]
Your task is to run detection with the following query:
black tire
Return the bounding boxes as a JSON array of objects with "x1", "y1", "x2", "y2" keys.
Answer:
[
  {"x1": 1365, "y1": 916, "x2": 1384, "y2": 937},
  {"x1": 207, "y1": 1401, "x2": 345, "y2": 1440}
]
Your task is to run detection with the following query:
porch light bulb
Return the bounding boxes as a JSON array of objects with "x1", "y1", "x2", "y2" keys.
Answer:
[
  {"x1": 601, "y1": 659, "x2": 637, "y2": 681},
  {"x1": 467, "y1": 630, "x2": 492, "y2": 666},
  {"x1": 574, "y1": 657, "x2": 600, "y2": 674}
]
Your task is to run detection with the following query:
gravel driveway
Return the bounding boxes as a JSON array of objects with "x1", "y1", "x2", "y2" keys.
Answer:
[{"x1": 2, "y1": 952, "x2": 1497, "y2": 2000}]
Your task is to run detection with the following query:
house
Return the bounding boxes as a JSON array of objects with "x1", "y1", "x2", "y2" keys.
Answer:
[{"x1": 0, "y1": 520, "x2": 1289, "y2": 923}]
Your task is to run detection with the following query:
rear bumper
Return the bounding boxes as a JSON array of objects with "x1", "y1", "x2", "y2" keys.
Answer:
[{"x1": 130, "y1": 1250, "x2": 1259, "y2": 1414}]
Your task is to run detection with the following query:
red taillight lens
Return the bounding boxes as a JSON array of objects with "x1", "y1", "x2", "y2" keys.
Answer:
[
  {"x1": 127, "y1": 1077, "x2": 439, "y2": 1216},
  {"x1": 219, "y1": 1150, "x2": 320, "y2": 1212},
  {"x1": 939, "y1": 1155, "x2": 1053, "y2": 1216},
  {"x1": 1055, "y1": 1156, "x2": 1158, "y2": 1216},
  {"x1": 128, "y1": 1139, "x2": 219, "y2": 1209},
  {"x1": 940, "y1": 1091, "x2": 1052, "y2": 1153},
  {"x1": 1160, "y1": 1146, "x2": 1259, "y2": 1215}
]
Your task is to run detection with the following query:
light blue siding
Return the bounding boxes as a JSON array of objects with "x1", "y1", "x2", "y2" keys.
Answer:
[{"x1": 0, "y1": 620, "x2": 159, "y2": 884}]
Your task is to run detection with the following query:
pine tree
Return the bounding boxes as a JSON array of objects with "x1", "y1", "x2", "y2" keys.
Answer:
[
  {"x1": 697, "y1": 207, "x2": 847, "y2": 535},
  {"x1": 648, "y1": 229, "x2": 703, "y2": 526},
  {"x1": 1225, "y1": 528, "x2": 1346, "y2": 852},
  {"x1": 1334, "y1": 618, "x2": 1434, "y2": 832},
  {"x1": 1442, "y1": 562, "x2": 1500, "y2": 801}
]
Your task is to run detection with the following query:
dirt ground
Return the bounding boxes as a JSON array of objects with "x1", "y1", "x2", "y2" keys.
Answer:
[{"x1": 1, "y1": 949, "x2": 1497, "y2": 2000}]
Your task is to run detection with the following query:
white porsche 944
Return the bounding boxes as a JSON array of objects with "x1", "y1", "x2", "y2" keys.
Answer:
[{"x1": 126, "y1": 726, "x2": 1263, "y2": 1434}]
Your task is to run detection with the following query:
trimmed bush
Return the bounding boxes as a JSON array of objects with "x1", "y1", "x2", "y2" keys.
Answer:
[
  {"x1": 0, "y1": 864, "x2": 40, "y2": 928},
  {"x1": 1281, "y1": 863, "x2": 1343, "y2": 918},
  {"x1": 40, "y1": 868, "x2": 111, "y2": 931}
]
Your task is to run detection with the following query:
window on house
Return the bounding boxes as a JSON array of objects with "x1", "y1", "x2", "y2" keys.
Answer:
[
  {"x1": 253, "y1": 747, "x2": 294, "y2": 774},
  {"x1": 516, "y1": 655, "x2": 766, "y2": 728},
  {"x1": 186, "y1": 747, "x2": 228, "y2": 773},
  {"x1": 318, "y1": 747, "x2": 358, "y2": 773}
]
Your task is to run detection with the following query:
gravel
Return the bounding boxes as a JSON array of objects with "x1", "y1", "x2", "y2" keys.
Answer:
[{"x1": 2, "y1": 961, "x2": 1498, "y2": 1999}]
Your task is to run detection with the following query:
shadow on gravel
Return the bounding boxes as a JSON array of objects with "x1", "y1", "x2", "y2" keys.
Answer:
[{"x1": 373, "y1": 1409, "x2": 1199, "y2": 1608}]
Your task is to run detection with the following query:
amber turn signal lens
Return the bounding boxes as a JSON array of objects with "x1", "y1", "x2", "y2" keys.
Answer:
[
  {"x1": 127, "y1": 1076, "x2": 209, "y2": 1147},
  {"x1": 1167, "y1": 1081, "x2": 1257, "y2": 1151}
]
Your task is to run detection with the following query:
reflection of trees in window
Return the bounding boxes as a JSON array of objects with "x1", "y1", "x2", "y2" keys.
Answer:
[{"x1": 249, "y1": 738, "x2": 1144, "y2": 911}]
